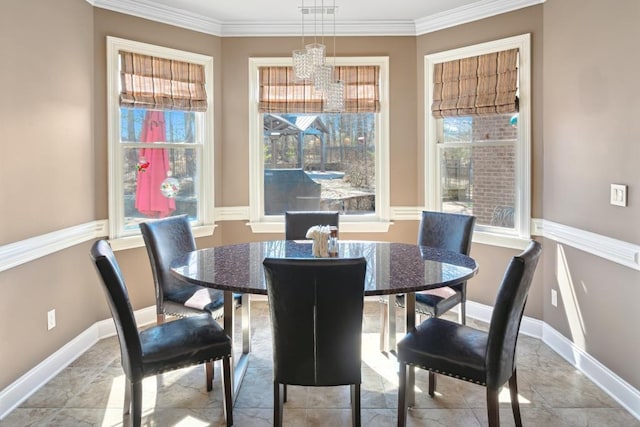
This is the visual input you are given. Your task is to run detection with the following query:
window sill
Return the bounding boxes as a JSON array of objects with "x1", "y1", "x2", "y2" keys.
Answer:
[
  {"x1": 109, "y1": 224, "x2": 216, "y2": 251},
  {"x1": 248, "y1": 220, "x2": 392, "y2": 234},
  {"x1": 472, "y1": 231, "x2": 532, "y2": 250}
]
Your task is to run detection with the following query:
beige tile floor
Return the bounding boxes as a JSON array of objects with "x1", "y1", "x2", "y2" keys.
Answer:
[{"x1": 2, "y1": 300, "x2": 639, "y2": 427}]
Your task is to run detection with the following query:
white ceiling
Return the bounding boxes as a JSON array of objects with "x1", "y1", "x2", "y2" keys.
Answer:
[{"x1": 90, "y1": 0, "x2": 543, "y2": 36}]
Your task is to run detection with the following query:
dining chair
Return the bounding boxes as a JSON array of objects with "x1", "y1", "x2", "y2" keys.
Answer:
[
  {"x1": 263, "y1": 257, "x2": 367, "y2": 427},
  {"x1": 140, "y1": 214, "x2": 241, "y2": 391},
  {"x1": 90, "y1": 240, "x2": 233, "y2": 427},
  {"x1": 396, "y1": 240, "x2": 542, "y2": 427},
  {"x1": 380, "y1": 210, "x2": 476, "y2": 352},
  {"x1": 284, "y1": 210, "x2": 339, "y2": 240}
]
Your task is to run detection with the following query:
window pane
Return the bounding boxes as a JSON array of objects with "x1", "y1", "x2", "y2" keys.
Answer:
[
  {"x1": 440, "y1": 113, "x2": 517, "y2": 229},
  {"x1": 122, "y1": 146, "x2": 199, "y2": 232},
  {"x1": 263, "y1": 113, "x2": 375, "y2": 216},
  {"x1": 120, "y1": 108, "x2": 197, "y2": 143},
  {"x1": 443, "y1": 117, "x2": 473, "y2": 143}
]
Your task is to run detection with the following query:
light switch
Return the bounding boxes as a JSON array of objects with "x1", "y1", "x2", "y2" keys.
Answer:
[{"x1": 610, "y1": 184, "x2": 627, "y2": 207}]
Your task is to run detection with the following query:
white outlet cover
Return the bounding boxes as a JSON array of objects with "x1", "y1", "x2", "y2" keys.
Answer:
[{"x1": 610, "y1": 184, "x2": 627, "y2": 207}]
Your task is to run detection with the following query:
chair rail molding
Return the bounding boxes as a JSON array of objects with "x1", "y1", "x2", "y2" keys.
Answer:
[
  {"x1": 2, "y1": 216, "x2": 639, "y2": 272},
  {"x1": 0, "y1": 220, "x2": 108, "y2": 273},
  {"x1": 532, "y1": 218, "x2": 640, "y2": 271}
]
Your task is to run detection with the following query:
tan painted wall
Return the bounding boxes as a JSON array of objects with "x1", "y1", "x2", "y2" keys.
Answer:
[
  {"x1": 0, "y1": 0, "x2": 95, "y2": 245},
  {"x1": 541, "y1": 0, "x2": 640, "y2": 388},
  {"x1": 2, "y1": 0, "x2": 639, "y2": 396},
  {"x1": 0, "y1": 0, "x2": 97, "y2": 389}
]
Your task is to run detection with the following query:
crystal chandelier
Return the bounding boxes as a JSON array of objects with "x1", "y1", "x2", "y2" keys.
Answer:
[{"x1": 292, "y1": 0, "x2": 344, "y2": 112}]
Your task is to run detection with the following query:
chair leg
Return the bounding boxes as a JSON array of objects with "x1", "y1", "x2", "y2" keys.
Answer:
[
  {"x1": 428, "y1": 371, "x2": 437, "y2": 397},
  {"x1": 273, "y1": 383, "x2": 284, "y2": 427},
  {"x1": 509, "y1": 370, "x2": 523, "y2": 427},
  {"x1": 380, "y1": 300, "x2": 388, "y2": 352},
  {"x1": 222, "y1": 356, "x2": 233, "y2": 427},
  {"x1": 459, "y1": 283, "x2": 467, "y2": 325},
  {"x1": 123, "y1": 378, "x2": 131, "y2": 415},
  {"x1": 397, "y1": 362, "x2": 407, "y2": 427},
  {"x1": 283, "y1": 384, "x2": 288, "y2": 403},
  {"x1": 130, "y1": 380, "x2": 142, "y2": 427},
  {"x1": 486, "y1": 387, "x2": 500, "y2": 427},
  {"x1": 205, "y1": 361, "x2": 214, "y2": 392},
  {"x1": 350, "y1": 384, "x2": 361, "y2": 427}
]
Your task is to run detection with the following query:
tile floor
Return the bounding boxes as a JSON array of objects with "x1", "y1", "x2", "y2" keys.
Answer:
[{"x1": 2, "y1": 300, "x2": 638, "y2": 427}]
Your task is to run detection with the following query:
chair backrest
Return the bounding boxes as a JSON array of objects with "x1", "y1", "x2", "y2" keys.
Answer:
[
  {"x1": 263, "y1": 257, "x2": 366, "y2": 386},
  {"x1": 140, "y1": 215, "x2": 197, "y2": 302},
  {"x1": 485, "y1": 240, "x2": 542, "y2": 388},
  {"x1": 90, "y1": 240, "x2": 142, "y2": 380},
  {"x1": 284, "y1": 211, "x2": 339, "y2": 240},
  {"x1": 417, "y1": 211, "x2": 476, "y2": 255}
]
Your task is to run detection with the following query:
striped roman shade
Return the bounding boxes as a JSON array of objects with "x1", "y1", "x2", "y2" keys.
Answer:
[
  {"x1": 259, "y1": 65, "x2": 380, "y2": 114},
  {"x1": 119, "y1": 51, "x2": 208, "y2": 112},
  {"x1": 431, "y1": 48, "x2": 518, "y2": 118}
]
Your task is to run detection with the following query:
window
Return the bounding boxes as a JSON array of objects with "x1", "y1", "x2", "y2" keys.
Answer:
[
  {"x1": 425, "y1": 34, "x2": 531, "y2": 248},
  {"x1": 248, "y1": 57, "x2": 390, "y2": 233},
  {"x1": 107, "y1": 37, "x2": 214, "y2": 249}
]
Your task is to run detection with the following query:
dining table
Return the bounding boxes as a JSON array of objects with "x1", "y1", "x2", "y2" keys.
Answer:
[{"x1": 171, "y1": 239, "x2": 478, "y2": 405}]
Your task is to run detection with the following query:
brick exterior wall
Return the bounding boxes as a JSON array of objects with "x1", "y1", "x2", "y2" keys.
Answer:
[{"x1": 471, "y1": 114, "x2": 517, "y2": 226}]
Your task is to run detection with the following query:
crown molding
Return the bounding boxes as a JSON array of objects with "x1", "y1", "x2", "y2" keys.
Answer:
[
  {"x1": 415, "y1": 0, "x2": 544, "y2": 35},
  {"x1": 220, "y1": 20, "x2": 417, "y2": 37},
  {"x1": 88, "y1": 0, "x2": 543, "y2": 37},
  {"x1": 91, "y1": 0, "x2": 223, "y2": 36}
]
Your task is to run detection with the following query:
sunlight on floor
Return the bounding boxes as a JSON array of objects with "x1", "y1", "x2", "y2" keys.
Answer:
[
  {"x1": 174, "y1": 416, "x2": 210, "y2": 427},
  {"x1": 361, "y1": 332, "x2": 401, "y2": 387},
  {"x1": 499, "y1": 387, "x2": 531, "y2": 404},
  {"x1": 106, "y1": 374, "x2": 126, "y2": 410}
]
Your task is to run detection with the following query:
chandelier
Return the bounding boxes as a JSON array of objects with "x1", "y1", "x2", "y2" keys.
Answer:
[{"x1": 292, "y1": 0, "x2": 344, "y2": 112}]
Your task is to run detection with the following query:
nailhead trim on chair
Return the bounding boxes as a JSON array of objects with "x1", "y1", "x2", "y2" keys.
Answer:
[
  {"x1": 153, "y1": 353, "x2": 231, "y2": 376},
  {"x1": 406, "y1": 362, "x2": 486, "y2": 386}
]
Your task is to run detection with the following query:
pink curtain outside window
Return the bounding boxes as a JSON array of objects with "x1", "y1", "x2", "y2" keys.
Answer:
[{"x1": 134, "y1": 110, "x2": 176, "y2": 218}]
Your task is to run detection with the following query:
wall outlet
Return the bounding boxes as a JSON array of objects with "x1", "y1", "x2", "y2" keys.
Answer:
[
  {"x1": 551, "y1": 289, "x2": 558, "y2": 307},
  {"x1": 47, "y1": 309, "x2": 56, "y2": 330}
]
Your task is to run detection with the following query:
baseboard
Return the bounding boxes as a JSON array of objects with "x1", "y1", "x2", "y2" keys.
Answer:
[
  {"x1": 467, "y1": 300, "x2": 639, "y2": 421},
  {"x1": 1, "y1": 302, "x2": 638, "y2": 423},
  {"x1": 542, "y1": 324, "x2": 640, "y2": 421},
  {"x1": 0, "y1": 306, "x2": 156, "y2": 419}
]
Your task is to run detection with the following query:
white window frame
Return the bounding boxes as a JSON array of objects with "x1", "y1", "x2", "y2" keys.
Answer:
[
  {"x1": 425, "y1": 34, "x2": 532, "y2": 249},
  {"x1": 106, "y1": 36, "x2": 215, "y2": 250},
  {"x1": 247, "y1": 56, "x2": 391, "y2": 233}
]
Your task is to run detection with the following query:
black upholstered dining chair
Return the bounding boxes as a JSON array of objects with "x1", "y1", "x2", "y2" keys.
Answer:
[
  {"x1": 90, "y1": 240, "x2": 233, "y2": 427},
  {"x1": 263, "y1": 257, "x2": 367, "y2": 427},
  {"x1": 140, "y1": 214, "x2": 241, "y2": 391},
  {"x1": 380, "y1": 210, "x2": 476, "y2": 352},
  {"x1": 284, "y1": 210, "x2": 339, "y2": 240},
  {"x1": 396, "y1": 240, "x2": 542, "y2": 427}
]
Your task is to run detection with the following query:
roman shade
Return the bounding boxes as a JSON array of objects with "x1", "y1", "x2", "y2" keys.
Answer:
[
  {"x1": 119, "y1": 51, "x2": 208, "y2": 112},
  {"x1": 431, "y1": 48, "x2": 518, "y2": 118},
  {"x1": 258, "y1": 65, "x2": 380, "y2": 113}
]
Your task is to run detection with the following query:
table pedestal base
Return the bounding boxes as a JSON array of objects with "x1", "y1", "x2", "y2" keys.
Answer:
[{"x1": 225, "y1": 291, "x2": 251, "y2": 401}]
